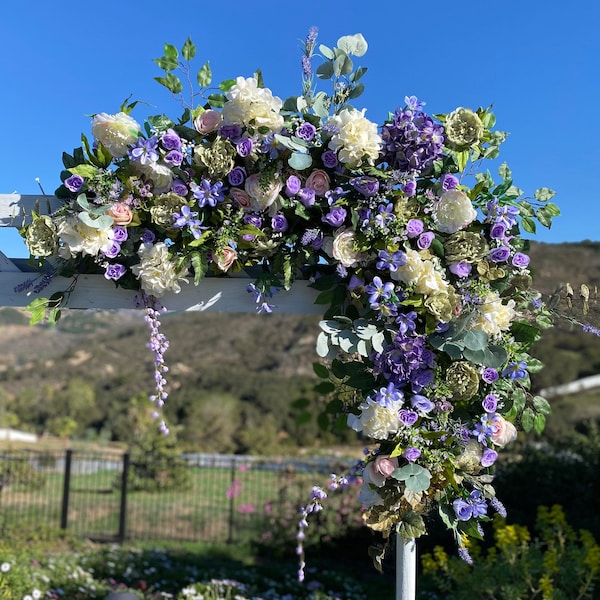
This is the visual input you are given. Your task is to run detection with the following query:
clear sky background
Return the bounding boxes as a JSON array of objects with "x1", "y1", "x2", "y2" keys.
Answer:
[{"x1": 1, "y1": 0, "x2": 598, "y2": 258}]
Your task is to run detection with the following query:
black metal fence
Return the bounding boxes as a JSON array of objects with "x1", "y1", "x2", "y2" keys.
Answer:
[{"x1": 0, "y1": 449, "x2": 355, "y2": 544}]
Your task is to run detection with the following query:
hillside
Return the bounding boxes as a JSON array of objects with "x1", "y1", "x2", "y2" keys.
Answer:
[{"x1": 1, "y1": 240, "x2": 599, "y2": 446}]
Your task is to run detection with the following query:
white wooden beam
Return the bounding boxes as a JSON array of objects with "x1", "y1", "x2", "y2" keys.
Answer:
[{"x1": 0, "y1": 194, "x2": 61, "y2": 227}]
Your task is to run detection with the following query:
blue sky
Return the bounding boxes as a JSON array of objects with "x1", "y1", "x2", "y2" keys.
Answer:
[{"x1": 1, "y1": 0, "x2": 599, "y2": 258}]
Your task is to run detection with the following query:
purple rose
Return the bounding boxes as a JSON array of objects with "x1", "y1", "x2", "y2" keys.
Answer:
[
  {"x1": 440, "y1": 173, "x2": 459, "y2": 191},
  {"x1": 161, "y1": 129, "x2": 182, "y2": 151},
  {"x1": 112, "y1": 226, "x2": 128, "y2": 243},
  {"x1": 171, "y1": 179, "x2": 188, "y2": 197},
  {"x1": 299, "y1": 187, "x2": 316, "y2": 208},
  {"x1": 220, "y1": 124, "x2": 242, "y2": 140},
  {"x1": 406, "y1": 219, "x2": 424, "y2": 238},
  {"x1": 351, "y1": 176, "x2": 379, "y2": 197},
  {"x1": 244, "y1": 214, "x2": 262, "y2": 228},
  {"x1": 64, "y1": 174, "x2": 84, "y2": 193},
  {"x1": 228, "y1": 166, "x2": 246, "y2": 187},
  {"x1": 403, "y1": 447, "x2": 421, "y2": 462},
  {"x1": 164, "y1": 150, "x2": 184, "y2": 166},
  {"x1": 453, "y1": 499, "x2": 473, "y2": 521},
  {"x1": 403, "y1": 179, "x2": 417, "y2": 197},
  {"x1": 296, "y1": 121, "x2": 316, "y2": 141},
  {"x1": 321, "y1": 150, "x2": 338, "y2": 168},
  {"x1": 236, "y1": 138, "x2": 253, "y2": 157},
  {"x1": 271, "y1": 214, "x2": 288, "y2": 232},
  {"x1": 482, "y1": 368, "x2": 499, "y2": 384},
  {"x1": 399, "y1": 409, "x2": 419, "y2": 427},
  {"x1": 482, "y1": 393, "x2": 498, "y2": 412},
  {"x1": 104, "y1": 263, "x2": 126, "y2": 281},
  {"x1": 417, "y1": 232, "x2": 435, "y2": 250},
  {"x1": 102, "y1": 241, "x2": 121, "y2": 259},
  {"x1": 511, "y1": 252, "x2": 530, "y2": 268},
  {"x1": 481, "y1": 448, "x2": 498, "y2": 468},
  {"x1": 449, "y1": 261, "x2": 472, "y2": 278},
  {"x1": 285, "y1": 175, "x2": 301, "y2": 196},
  {"x1": 489, "y1": 246, "x2": 511, "y2": 263},
  {"x1": 141, "y1": 229, "x2": 156, "y2": 244},
  {"x1": 490, "y1": 222, "x2": 507, "y2": 240},
  {"x1": 322, "y1": 206, "x2": 347, "y2": 227}
]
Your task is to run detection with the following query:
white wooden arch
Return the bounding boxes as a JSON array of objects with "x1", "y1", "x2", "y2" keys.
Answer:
[
  {"x1": 0, "y1": 192, "x2": 416, "y2": 600},
  {"x1": 0, "y1": 193, "x2": 321, "y2": 314}
]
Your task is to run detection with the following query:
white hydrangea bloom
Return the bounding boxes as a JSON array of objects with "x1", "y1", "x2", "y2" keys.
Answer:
[
  {"x1": 131, "y1": 242, "x2": 188, "y2": 297},
  {"x1": 327, "y1": 108, "x2": 381, "y2": 168},
  {"x1": 222, "y1": 76, "x2": 284, "y2": 135}
]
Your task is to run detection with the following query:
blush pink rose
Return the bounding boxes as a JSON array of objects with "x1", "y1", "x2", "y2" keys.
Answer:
[
  {"x1": 364, "y1": 455, "x2": 399, "y2": 487},
  {"x1": 229, "y1": 188, "x2": 252, "y2": 210},
  {"x1": 214, "y1": 246, "x2": 238, "y2": 272},
  {"x1": 305, "y1": 169, "x2": 331, "y2": 197},
  {"x1": 490, "y1": 414, "x2": 518, "y2": 447},
  {"x1": 194, "y1": 109, "x2": 223, "y2": 135},
  {"x1": 107, "y1": 202, "x2": 133, "y2": 226}
]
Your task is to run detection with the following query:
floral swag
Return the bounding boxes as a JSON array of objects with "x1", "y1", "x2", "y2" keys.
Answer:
[{"x1": 19, "y1": 30, "x2": 560, "y2": 569}]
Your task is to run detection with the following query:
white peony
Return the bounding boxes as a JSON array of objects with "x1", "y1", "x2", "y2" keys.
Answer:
[
  {"x1": 131, "y1": 242, "x2": 188, "y2": 297},
  {"x1": 327, "y1": 108, "x2": 381, "y2": 168},
  {"x1": 221, "y1": 76, "x2": 284, "y2": 136},
  {"x1": 347, "y1": 397, "x2": 402, "y2": 440},
  {"x1": 469, "y1": 290, "x2": 516, "y2": 338},
  {"x1": 431, "y1": 189, "x2": 477, "y2": 234},
  {"x1": 91, "y1": 112, "x2": 141, "y2": 158},
  {"x1": 58, "y1": 217, "x2": 113, "y2": 258}
]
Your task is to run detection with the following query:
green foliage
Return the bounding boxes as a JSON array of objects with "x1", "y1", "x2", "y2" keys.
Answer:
[
  {"x1": 0, "y1": 455, "x2": 45, "y2": 491},
  {"x1": 419, "y1": 505, "x2": 600, "y2": 599}
]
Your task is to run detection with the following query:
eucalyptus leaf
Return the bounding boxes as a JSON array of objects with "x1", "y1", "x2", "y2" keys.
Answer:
[
  {"x1": 316, "y1": 331, "x2": 331, "y2": 357},
  {"x1": 78, "y1": 212, "x2": 114, "y2": 229},
  {"x1": 288, "y1": 151, "x2": 313, "y2": 170},
  {"x1": 316, "y1": 62, "x2": 334, "y2": 80},
  {"x1": 391, "y1": 464, "x2": 431, "y2": 493}
]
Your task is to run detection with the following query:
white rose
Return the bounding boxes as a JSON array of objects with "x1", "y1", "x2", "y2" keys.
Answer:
[
  {"x1": 244, "y1": 173, "x2": 283, "y2": 211},
  {"x1": 91, "y1": 112, "x2": 140, "y2": 158},
  {"x1": 222, "y1": 76, "x2": 284, "y2": 136},
  {"x1": 432, "y1": 189, "x2": 477, "y2": 234},
  {"x1": 135, "y1": 161, "x2": 174, "y2": 194},
  {"x1": 58, "y1": 217, "x2": 113, "y2": 258},
  {"x1": 327, "y1": 108, "x2": 381, "y2": 168},
  {"x1": 131, "y1": 242, "x2": 188, "y2": 297},
  {"x1": 470, "y1": 291, "x2": 516, "y2": 338},
  {"x1": 347, "y1": 397, "x2": 402, "y2": 440}
]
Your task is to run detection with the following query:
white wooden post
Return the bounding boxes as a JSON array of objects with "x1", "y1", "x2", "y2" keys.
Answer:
[
  {"x1": 396, "y1": 537, "x2": 416, "y2": 600},
  {"x1": 0, "y1": 192, "x2": 418, "y2": 597}
]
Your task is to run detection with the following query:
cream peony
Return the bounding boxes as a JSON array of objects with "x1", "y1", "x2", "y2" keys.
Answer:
[
  {"x1": 135, "y1": 161, "x2": 174, "y2": 194},
  {"x1": 244, "y1": 173, "x2": 283, "y2": 211},
  {"x1": 391, "y1": 249, "x2": 449, "y2": 296},
  {"x1": 131, "y1": 242, "x2": 188, "y2": 297},
  {"x1": 327, "y1": 108, "x2": 381, "y2": 168},
  {"x1": 323, "y1": 228, "x2": 363, "y2": 268},
  {"x1": 58, "y1": 217, "x2": 114, "y2": 258},
  {"x1": 91, "y1": 112, "x2": 140, "y2": 158},
  {"x1": 221, "y1": 76, "x2": 284, "y2": 136},
  {"x1": 470, "y1": 291, "x2": 516, "y2": 338},
  {"x1": 347, "y1": 397, "x2": 402, "y2": 440},
  {"x1": 432, "y1": 189, "x2": 477, "y2": 234}
]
